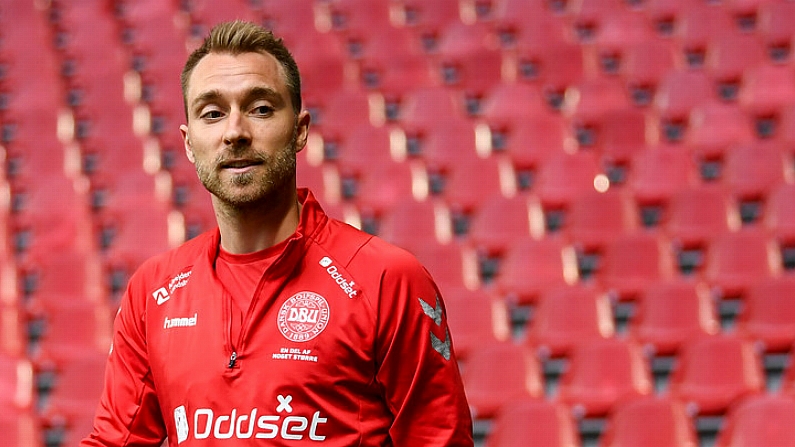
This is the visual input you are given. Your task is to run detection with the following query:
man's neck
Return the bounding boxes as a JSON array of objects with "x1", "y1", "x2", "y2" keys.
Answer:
[{"x1": 213, "y1": 190, "x2": 302, "y2": 255}]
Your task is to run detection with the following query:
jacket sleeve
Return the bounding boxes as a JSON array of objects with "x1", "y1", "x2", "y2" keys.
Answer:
[
  {"x1": 80, "y1": 271, "x2": 167, "y2": 447},
  {"x1": 374, "y1": 249, "x2": 474, "y2": 446}
]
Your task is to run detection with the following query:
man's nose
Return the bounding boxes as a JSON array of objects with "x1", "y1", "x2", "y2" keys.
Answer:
[{"x1": 223, "y1": 110, "x2": 251, "y2": 146}]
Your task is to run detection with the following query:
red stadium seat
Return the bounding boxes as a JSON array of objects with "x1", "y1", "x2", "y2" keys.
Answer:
[
  {"x1": 0, "y1": 409, "x2": 41, "y2": 447},
  {"x1": 441, "y1": 154, "x2": 514, "y2": 218},
  {"x1": 702, "y1": 228, "x2": 781, "y2": 298},
  {"x1": 738, "y1": 64, "x2": 795, "y2": 135},
  {"x1": 462, "y1": 341, "x2": 545, "y2": 420},
  {"x1": 628, "y1": 278, "x2": 720, "y2": 355},
  {"x1": 491, "y1": 0, "x2": 562, "y2": 47},
  {"x1": 260, "y1": 0, "x2": 318, "y2": 45},
  {"x1": 722, "y1": 142, "x2": 788, "y2": 221},
  {"x1": 565, "y1": 189, "x2": 641, "y2": 254},
  {"x1": 557, "y1": 337, "x2": 653, "y2": 418},
  {"x1": 392, "y1": 0, "x2": 462, "y2": 52},
  {"x1": 669, "y1": 334, "x2": 765, "y2": 416},
  {"x1": 334, "y1": 122, "x2": 396, "y2": 178},
  {"x1": 28, "y1": 299, "x2": 113, "y2": 365},
  {"x1": 764, "y1": 182, "x2": 795, "y2": 247},
  {"x1": 309, "y1": 87, "x2": 376, "y2": 145},
  {"x1": 495, "y1": 236, "x2": 579, "y2": 306},
  {"x1": 485, "y1": 398, "x2": 581, "y2": 447},
  {"x1": 354, "y1": 160, "x2": 425, "y2": 221},
  {"x1": 757, "y1": 1, "x2": 795, "y2": 63},
  {"x1": 663, "y1": 184, "x2": 740, "y2": 251},
  {"x1": 736, "y1": 275, "x2": 795, "y2": 353},
  {"x1": 562, "y1": 77, "x2": 634, "y2": 129},
  {"x1": 0, "y1": 352, "x2": 34, "y2": 413},
  {"x1": 626, "y1": 145, "x2": 700, "y2": 224},
  {"x1": 715, "y1": 393, "x2": 795, "y2": 447},
  {"x1": 18, "y1": 249, "x2": 107, "y2": 306},
  {"x1": 705, "y1": 33, "x2": 768, "y2": 101},
  {"x1": 534, "y1": 151, "x2": 604, "y2": 218},
  {"x1": 598, "y1": 395, "x2": 699, "y2": 447},
  {"x1": 464, "y1": 192, "x2": 532, "y2": 257},
  {"x1": 396, "y1": 86, "x2": 467, "y2": 139},
  {"x1": 620, "y1": 38, "x2": 680, "y2": 107},
  {"x1": 524, "y1": 284, "x2": 615, "y2": 359},
  {"x1": 356, "y1": 26, "x2": 433, "y2": 96},
  {"x1": 376, "y1": 196, "x2": 452, "y2": 253},
  {"x1": 492, "y1": 112, "x2": 569, "y2": 178},
  {"x1": 443, "y1": 287, "x2": 511, "y2": 361},
  {"x1": 434, "y1": 22, "x2": 503, "y2": 108},
  {"x1": 598, "y1": 231, "x2": 677, "y2": 302},
  {"x1": 653, "y1": 70, "x2": 718, "y2": 142},
  {"x1": 0, "y1": 304, "x2": 25, "y2": 357},
  {"x1": 686, "y1": 102, "x2": 757, "y2": 166},
  {"x1": 291, "y1": 32, "x2": 349, "y2": 111},
  {"x1": 511, "y1": 39, "x2": 585, "y2": 110},
  {"x1": 675, "y1": 3, "x2": 736, "y2": 68}
]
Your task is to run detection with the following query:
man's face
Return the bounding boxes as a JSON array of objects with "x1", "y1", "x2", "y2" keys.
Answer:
[{"x1": 180, "y1": 51, "x2": 310, "y2": 209}]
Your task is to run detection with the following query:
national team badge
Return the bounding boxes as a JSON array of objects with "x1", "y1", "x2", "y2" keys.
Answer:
[{"x1": 277, "y1": 292, "x2": 330, "y2": 342}]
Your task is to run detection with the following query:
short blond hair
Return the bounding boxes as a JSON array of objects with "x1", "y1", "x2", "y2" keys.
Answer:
[{"x1": 180, "y1": 20, "x2": 302, "y2": 116}]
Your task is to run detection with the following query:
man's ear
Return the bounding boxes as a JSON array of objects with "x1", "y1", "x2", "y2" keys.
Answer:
[
  {"x1": 180, "y1": 124, "x2": 195, "y2": 163},
  {"x1": 294, "y1": 109, "x2": 311, "y2": 153}
]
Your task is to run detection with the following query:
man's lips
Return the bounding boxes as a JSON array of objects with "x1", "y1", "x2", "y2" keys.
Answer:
[{"x1": 220, "y1": 159, "x2": 263, "y2": 169}]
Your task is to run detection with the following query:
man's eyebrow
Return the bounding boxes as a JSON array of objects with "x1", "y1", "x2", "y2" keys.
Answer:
[{"x1": 190, "y1": 86, "x2": 286, "y2": 113}]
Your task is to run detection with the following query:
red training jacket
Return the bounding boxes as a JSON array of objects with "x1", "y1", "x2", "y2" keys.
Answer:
[{"x1": 81, "y1": 189, "x2": 474, "y2": 446}]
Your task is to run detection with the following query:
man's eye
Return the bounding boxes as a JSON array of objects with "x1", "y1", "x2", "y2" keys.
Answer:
[
  {"x1": 201, "y1": 110, "x2": 223, "y2": 119},
  {"x1": 252, "y1": 105, "x2": 273, "y2": 116}
]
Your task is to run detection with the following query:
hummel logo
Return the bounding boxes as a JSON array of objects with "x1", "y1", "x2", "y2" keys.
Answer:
[
  {"x1": 430, "y1": 328, "x2": 452, "y2": 361},
  {"x1": 419, "y1": 296, "x2": 443, "y2": 326},
  {"x1": 419, "y1": 295, "x2": 451, "y2": 361}
]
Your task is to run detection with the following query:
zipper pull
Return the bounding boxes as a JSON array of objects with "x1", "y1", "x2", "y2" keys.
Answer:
[{"x1": 228, "y1": 351, "x2": 238, "y2": 368}]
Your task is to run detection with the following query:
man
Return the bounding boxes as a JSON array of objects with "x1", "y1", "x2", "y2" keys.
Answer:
[{"x1": 80, "y1": 20, "x2": 474, "y2": 446}]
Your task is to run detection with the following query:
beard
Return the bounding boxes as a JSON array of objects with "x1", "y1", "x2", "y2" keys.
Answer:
[{"x1": 194, "y1": 130, "x2": 298, "y2": 211}]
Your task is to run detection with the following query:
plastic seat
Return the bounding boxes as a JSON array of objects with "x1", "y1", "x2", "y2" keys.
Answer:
[
  {"x1": 653, "y1": 70, "x2": 718, "y2": 142},
  {"x1": 434, "y1": 22, "x2": 503, "y2": 107},
  {"x1": 534, "y1": 151, "x2": 603, "y2": 213},
  {"x1": 290, "y1": 32, "x2": 348, "y2": 111},
  {"x1": 580, "y1": 11, "x2": 659, "y2": 78},
  {"x1": 722, "y1": 141, "x2": 788, "y2": 205},
  {"x1": 557, "y1": 337, "x2": 654, "y2": 418},
  {"x1": 629, "y1": 279, "x2": 720, "y2": 355},
  {"x1": 598, "y1": 395, "x2": 699, "y2": 447},
  {"x1": 619, "y1": 38, "x2": 679, "y2": 107},
  {"x1": 356, "y1": 26, "x2": 433, "y2": 96},
  {"x1": 764, "y1": 183, "x2": 795, "y2": 247},
  {"x1": 598, "y1": 231, "x2": 677, "y2": 302},
  {"x1": 318, "y1": 0, "x2": 392, "y2": 40},
  {"x1": 686, "y1": 102, "x2": 757, "y2": 164},
  {"x1": 0, "y1": 305, "x2": 24, "y2": 358},
  {"x1": 495, "y1": 236, "x2": 579, "y2": 306},
  {"x1": 0, "y1": 409, "x2": 41, "y2": 447},
  {"x1": 392, "y1": 0, "x2": 463, "y2": 52},
  {"x1": 663, "y1": 184, "x2": 740, "y2": 251},
  {"x1": 0, "y1": 352, "x2": 34, "y2": 413},
  {"x1": 643, "y1": 0, "x2": 689, "y2": 36},
  {"x1": 18, "y1": 249, "x2": 106, "y2": 306},
  {"x1": 675, "y1": 3, "x2": 736, "y2": 68},
  {"x1": 702, "y1": 228, "x2": 780, "y2": 298},
  {"x1": 715, "y1": 393, "x2": 795, "y2": 447},
  {"x1": 494, "y1": 112, "x2": 569, "y2": 176},
  {"x1": 308, "y1": 87, "x2": 375, "y2": 144},
  {"x1": 738, "y1": 64, "x2": 795, "y2": 134},
  {"x1": 354, "y1": 160, "x2": 425, "y2": 221},
  {"x1": 259, "y1": 0, "x2": 317, "y2": 45},
  {"x1": 334, "y1": 123, "x2": 396, "y2": 178},
  {"x1": 565, "y1": 189, "x2": 641, "y2": 253},
  {"x1": 511, "y1": 38, "x2": 585, "y2": 110},
  {"x1": 736, "y1": 275, "x2": 795, "y2": 353},
  {"x1": 627, "y1": 145, "x2": 700, "y2": 212},
  {"x1": 757, "y1": 1, "x2": 795, "y2": 63},
  {"x1": 29, "y1": 299, "x2": 114, "y2": 364},
  {"x1": 491, "y1": 0, "x2": 562, "y2": 47},
  {"x1": 396, "y1": 86, "x2": 467, "y2": 136},
  {"x1": 462, "y1": 341, "x2": 545, "y2": 420},
  {"x1": 443, "y1": 287, "x2": 511, "y2": 362},
  {"x1": 562, "y1": 77, "x2": 634, "y2": 127},
  {"x1": 524, "y1": 284, "x2": 615, "y2": 359},
  {"x1": 705, "y1": 33, "x2": 768, "y2": 101},
  {"x1": 443, "y1": 159, "x2": 517, "y2": 228},
  {"x1": 376, "y1": 196, "x2": 452, "y2": 253},
  {"x1": 466, "y1": 193, "x2": 534, "y2": 257},
  {"x1": 38, "y1": 351, "x2": 109, "y2": 436},
  {"x1": 485, "y1": 397, "x2": 581, "y2": 447},
  {"x1": 669, "y1": 334, "x2": 766, "y2": 416},
  {"x1": 478, "y1": 82, "x2": 547, "y2": 135}
]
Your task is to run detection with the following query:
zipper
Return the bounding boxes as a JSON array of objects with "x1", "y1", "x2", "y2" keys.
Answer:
[{"x1": 228, "y1": 351, "x2": 238, "y2": 369}]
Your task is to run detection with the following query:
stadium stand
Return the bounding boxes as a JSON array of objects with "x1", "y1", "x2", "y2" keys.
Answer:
[{"x1": 2, "y1": 0, "x2": 795, "y2": 445}]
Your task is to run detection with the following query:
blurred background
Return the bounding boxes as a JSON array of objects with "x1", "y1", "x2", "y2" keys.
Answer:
[{"x1": 1, "y1": 0, "x2": 795, "y2": 446}]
